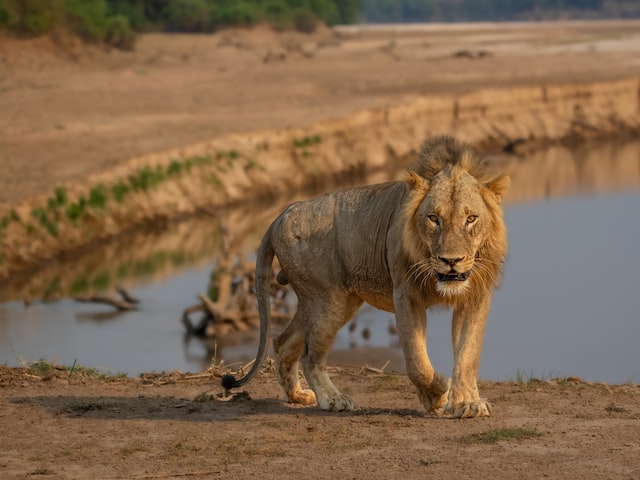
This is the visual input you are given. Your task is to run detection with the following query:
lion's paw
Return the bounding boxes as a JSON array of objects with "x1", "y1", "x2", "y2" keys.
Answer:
[
  {"x1": 419, "y1": 372, "x2": 450, "y2": 413},
  {"x1": 445, "y1": 399, "x2": 491, "y2": 419},
  {"x1": 317, "y1": 393, "x2": 356, "y2": 412},
  {"x1": 287, "y1": 388, "x2": 317, "y2": 406}
]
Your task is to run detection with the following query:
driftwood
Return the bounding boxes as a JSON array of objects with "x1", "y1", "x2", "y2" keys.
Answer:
[
  {"x1": 116, "y1": 286, "x2": 139, "y2": 304},
  {"x1": 182, "y1": 263, "x2": 294, "y2": 339},
  {"x1": 74, "y1": 287, "x2": 138, "y2": 311}
]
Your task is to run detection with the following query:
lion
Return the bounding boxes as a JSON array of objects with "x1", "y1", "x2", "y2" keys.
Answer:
[{"x1": 222, "y1": 135, "x2": 509, "y2": 418}]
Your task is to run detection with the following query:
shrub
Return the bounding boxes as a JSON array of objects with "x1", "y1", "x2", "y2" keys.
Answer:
[
  {"x1": 0, "y1": 3, "x2": 13, "y2": 28},
  {"x1": 263, "y1": 0, "x2": 292, "y2": 30},
  {"x1": 164, "y1": 0, "x2": 211, "y2": 32},
  {"x1": 66, "y1": 197, "x2": 86, "y2": 222},
  {"x1": 88, "y1": 184, "x2": 108, "y2": 209},
  {"x1": 105, "y1": 13, "x2": 135, "y2": 50},
  {"x1": 0, "y1": 0, "x2": 136, "y2": 50},
  {"x1": 65, "y1": 0, "x2": 109, "y2": 43},
  {"x1": 111, "y1": 182, "x2": 130, "y2": 202},
  {"x1": 211, "y1": 1, "x2": 257, "y2": 27},
  {"x1": 292, "y1": 7, "x2": 317, "y2": 33}
]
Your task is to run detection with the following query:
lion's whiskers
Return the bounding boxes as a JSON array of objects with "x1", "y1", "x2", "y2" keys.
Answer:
[
  {"x1": 407, "y1": 259, "x2": 435, "y2": 287},
  {"x1": 471, "y1": 258, "x2": 496, "y2": 285}
]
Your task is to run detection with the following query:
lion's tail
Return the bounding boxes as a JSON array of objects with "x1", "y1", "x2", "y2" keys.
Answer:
[{"x1": 220, "y1": 223, "x2": 275, "y2": 391}]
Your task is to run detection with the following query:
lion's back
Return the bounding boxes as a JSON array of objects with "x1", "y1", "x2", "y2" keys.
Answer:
[{"x1": 270, "y1": 182, "x2": 404, "y2": 297}]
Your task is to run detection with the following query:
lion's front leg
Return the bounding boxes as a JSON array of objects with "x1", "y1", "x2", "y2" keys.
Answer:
[
  {"x1": 394, "y1": 288, "x2": 449, "y2": 414},
  {"x1": 445, "y1": 295, "x2": 492, "y2": 418}
]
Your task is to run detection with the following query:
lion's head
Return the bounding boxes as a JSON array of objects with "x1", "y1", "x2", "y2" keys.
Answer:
[{"x1": 402, "y1": 136, "x2": 509, "y2": 301}]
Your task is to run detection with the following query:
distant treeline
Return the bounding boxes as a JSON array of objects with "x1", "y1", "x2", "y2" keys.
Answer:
[
  {"x1": 1, "y1": 0, "x2": 638, "y2": 51},
  {"x1": 0, "y1": 0, "x2": 359, "y2": 49},
  {"x1": 360, "y1": 0, "x2": 640, "y2": 23}
]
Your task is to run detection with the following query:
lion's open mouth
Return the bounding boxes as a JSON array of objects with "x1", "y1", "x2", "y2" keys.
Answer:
[{"x1": 436, "y1": 271, "x2": 471, "y2": 282}]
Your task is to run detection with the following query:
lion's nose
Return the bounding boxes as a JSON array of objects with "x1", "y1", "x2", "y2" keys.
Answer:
[{"x1": 438, "y1": 256, "x2": 465, "y2": 267}]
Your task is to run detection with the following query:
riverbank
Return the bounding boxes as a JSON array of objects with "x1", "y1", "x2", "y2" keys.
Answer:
[{"x1": 1, "y1": 21, "x2": 640, "y2": 280}]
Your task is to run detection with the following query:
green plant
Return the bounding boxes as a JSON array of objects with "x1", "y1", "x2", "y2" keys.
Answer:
[
  {"x1": 28, "y1": 358, "x2": 54, "y2": 375},
  {"x1": 111, "y1": 181, "x2": 131, "y2": 203},
  {"x1": 88, "y1": 184, "x2": 108, "y2": 209},
  {"x1": 70, "y1": 275, "x2": 90, "y2": 295},
  {"x1": 194, "y1": 391, "x2": 216, "y2": 402},
  {"x1": 66, "y1": 198, "x2": 86, "y2": 222},
  {"x1": 243, "y1": 157, "x2": 259, "y2": 170},
  {"x1": 28, "y1": 468, "x2": 55, "y2": 476},
  {"x1": 170, "y1": 437, "x2": 205, "y2": 455},
  {"x1": 460, "y1": 428, "x2": 544, "y2": 444},
  {"x1": 0, "y1": 3, "x2": 13, "y2": 28},
  {"x1": 209, "y1": 172, "x2": 223, "y2": 188},
  {"x1": 90, "y1": 269, "x2": 111, "y2": 290},
  {"x1": 104, "y1": 13, "x2": 135, "y2": 50},
  {"x1": 292, "y1": 7, "x2": 317, "y2": 33},
  {"x1": 293, "y1": 134, "x2": 322, "y2": 148},
  {"x1": 167, "y1": 160, "x2": 184, "y2": 177},
  {"x1": 211, "y1": 1, "x2": 257, "y2": 27},
  {"x1": 263, "y1": 0, "x2": 292, "y2": 30},
  {"x1": 164, "y1": 0, "x2": 212, "y2": 32},
  {"x1": 31, "y1": 207, "x2": 58, "y2": 237},
  {"x1": 128, "y1": 166, "x2": 165, "y2": 192},
  {"x1": 53, "y1": 186, "x2": 67, "y2": 206}
]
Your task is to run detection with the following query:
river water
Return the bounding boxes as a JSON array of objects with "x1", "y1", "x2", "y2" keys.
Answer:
[{"x1": 1, "y1": 139, "x2": 639, "y2": 383}]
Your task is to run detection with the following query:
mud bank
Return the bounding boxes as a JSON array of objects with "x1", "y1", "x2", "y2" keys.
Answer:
[{"x1": 1, "y1": 77, "x2": 639, "y2": 280}]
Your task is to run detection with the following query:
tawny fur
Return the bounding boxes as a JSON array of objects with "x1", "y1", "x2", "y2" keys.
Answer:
[{"x1": 223, "y1": 136, "x2": 509, "y2": 419}]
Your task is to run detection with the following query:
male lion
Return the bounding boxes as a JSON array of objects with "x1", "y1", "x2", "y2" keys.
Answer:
[{"x1": 222, "y1": 136, "x2": 509, "y2": 418}]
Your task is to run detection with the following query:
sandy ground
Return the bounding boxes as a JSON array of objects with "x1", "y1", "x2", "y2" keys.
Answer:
[
  {"x1": 1, "y1": 365, "x2": 639, "y2": 479},
  {"x1": 2, "y1": 21, "x2": 640, "y2": 478},
  {"x1": 2, "y1": 21, "x2": 640, "y2": 208}
]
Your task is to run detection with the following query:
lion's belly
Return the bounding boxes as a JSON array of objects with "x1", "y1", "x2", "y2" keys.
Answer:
[{"x1": 357, "y1": 290, "x2": 395, "y2": 313}]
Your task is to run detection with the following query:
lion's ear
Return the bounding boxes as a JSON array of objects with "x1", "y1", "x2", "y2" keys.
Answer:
[
  {"x1": 485, "y1": 174, "x2": 510, "y2": 204},
  {"x1": 405, "y1": 169, "x2": 429, "y2": 192}
]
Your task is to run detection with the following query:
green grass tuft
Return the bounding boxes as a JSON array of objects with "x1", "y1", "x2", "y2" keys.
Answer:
[
  {"x1": 29, "y1": 468, "x2": 55, "y2": 476},
  {"x1": 460, "y1": 427, "x2": 544, "y2": 444},
  {"x1": 66, "y1": 198, "x2": 86, "y2": 223},
  {"x1": 88, "y1": 184, "x2": 108, "y2": 209},
  {"x1": 111, "y1": 182, "x2": 131, "y2": 203},
  {"x1": 167, "y1": 160, "x2": 184, "y2": 177},
  {"x1": 293, "y1": 134, "x2": 322, "y2": 148},
  {"x1": 31, "y1": 207, "x2": 58, "y2": 237}
]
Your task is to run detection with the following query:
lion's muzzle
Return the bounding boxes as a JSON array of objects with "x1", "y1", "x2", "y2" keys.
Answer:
[{"x1": 436, "y1": 271, "x2": 471, "y2": 282}]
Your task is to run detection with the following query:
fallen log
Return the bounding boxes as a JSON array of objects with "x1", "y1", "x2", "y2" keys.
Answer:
[{"x1": 74, "y1": 295, "x2": 136, "y2": 311}]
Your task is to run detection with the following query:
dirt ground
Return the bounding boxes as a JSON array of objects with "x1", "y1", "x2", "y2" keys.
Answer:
[
  {"x1": 2, "y1": 21, "x2": 640, "y2": 479},
  {"x1": 0, "y1": 365, "x2": 639, "y2": 479}
]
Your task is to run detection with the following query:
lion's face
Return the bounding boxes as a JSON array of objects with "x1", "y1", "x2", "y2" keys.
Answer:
[{"x1": 404, "y1": 166, "x2": 509, "y2": 298}]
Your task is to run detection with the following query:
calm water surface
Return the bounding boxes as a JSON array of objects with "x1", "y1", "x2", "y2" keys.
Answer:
[{"x1": 1, "y1": 140, "x2": 639, "y2": 382}]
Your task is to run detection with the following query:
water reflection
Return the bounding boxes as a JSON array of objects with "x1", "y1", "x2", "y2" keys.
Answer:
[{"x1": 1, "y1": 139, "x2": 639, "y2": 382}]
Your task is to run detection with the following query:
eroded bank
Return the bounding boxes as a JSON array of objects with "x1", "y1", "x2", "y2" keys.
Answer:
[{"x1": 1, "y1": 77, "x2": 639, "y2": 280}]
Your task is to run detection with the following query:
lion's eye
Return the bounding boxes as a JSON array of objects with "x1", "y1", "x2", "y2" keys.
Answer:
[
  {"x1": 427, "y1": 214, "x2": 439, "y2": 225},
  {"x1": 466, "y1": 215, "x2": 478, "y2": 224}
]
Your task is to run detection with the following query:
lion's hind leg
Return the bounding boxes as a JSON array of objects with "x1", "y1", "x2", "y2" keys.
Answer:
[
  {"x1": 300, "y1": 294, "x2": 362, "y2": 412},
  {"x1": 273, "y1": 311, "x2": 316, "y2": 406}
]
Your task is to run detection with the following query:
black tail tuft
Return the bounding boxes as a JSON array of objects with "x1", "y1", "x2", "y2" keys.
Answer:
[{"x1": 221, "y1": 374, "x2": 241, "y2": 390}]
